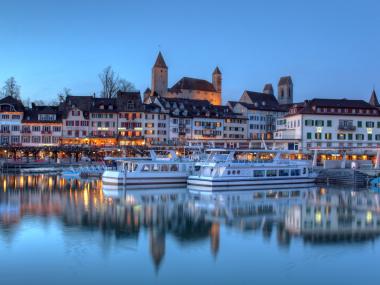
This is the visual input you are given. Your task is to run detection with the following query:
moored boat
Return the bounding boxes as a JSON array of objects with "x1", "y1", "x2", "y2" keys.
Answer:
[
  {"x1": 102, "y1": 150, "x2": 197, "y2": 190},
  {"x1": 187, "y1": 149, "x2": 317, "y2": 192}
]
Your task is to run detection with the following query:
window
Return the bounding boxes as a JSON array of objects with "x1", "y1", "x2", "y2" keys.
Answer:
[
  {"x1": 358, "y1": 121, "x2": 362, "y2": 128},
  {"x1": 315, "y1": 133, "x2": 322, "y2": 139},
  {"x1": 279, "y1": 169, "x2": 289, "y2": 176},
  {"x1": 325, "y1": 133, "x2": 332, "y2": 140},
  {"x1": 348, "y1": 133, "x2": 353, "y2": 140},
  {"x1": 253, "y1": 170, "x2": 265, "y2": 177},
  {"x1": 315, "y1": 120, "x2": 324, "y2": 127},
  {"x1": 307, "y1": 133, "x2": 312, "y2": 139},
  {"x1": 291, "y1": 169, "x2": 301, "y2": 176},
  {"x1": 305, "y1": 120, "x2": 314, "y2": 126},
  {"x1": 368, "y1": 134, "x2": 373, "y2": 140},
  {"x1": 337, "y1": 133, "x2": 346, "y2": 140},
  {"x1": 327, "y1": 120, "x2": 332, "y2": 127},
  {"x1": 366, "y1": 121, "x2": 375, "y2": 128},
  {"x1": 356, "y1": 134, "x2": 364, "y2": 140},
  {"x1": 266, "y1": 170, "x2": 277, "y2": 177}
]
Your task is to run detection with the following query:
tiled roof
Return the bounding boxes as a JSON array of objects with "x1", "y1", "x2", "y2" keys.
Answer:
[
  {"x1": 369, "y1": 90, "x2": 379, "y2": 107},
  {"x1": 241, "y1": 91, "x2": 286, "y2": 111},
  {"x1": 286, "y1": 98, "x2": 380, "y2": 117},
  {"x1": 278, "y1": 76, "x2": 293, "y2": 86},
  {"x1": 22, "y1": 105, "x2": 62, "y2": 123},
  {"x1": 116, "y1": 91, "x2": 144, "y2": 112},
  {"x1": 213, "y1": 67, "x2": 221, "y2": 75},
  {"x1": 169, "y1": 77, "x2": 216, "y2": 93},
  {"x1": 0, "y1": 96, "x2": 25, "y2": 112},
  {"x1": 153, "y1": 52, "x2": 167, "y2": 69},
  {"x1": 154, "y1": 96, "x2": 239, "y2": 118}
]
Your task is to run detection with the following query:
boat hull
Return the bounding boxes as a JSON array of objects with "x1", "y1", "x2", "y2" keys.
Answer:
[
  {"x1": 187, "y1": 176, "x2": 316, "y2": 192},
  {"x1": 102, "y1": 170, "x2": 188, "y2": 190}
]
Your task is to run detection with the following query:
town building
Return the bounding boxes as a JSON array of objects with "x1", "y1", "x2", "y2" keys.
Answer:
[
  {"x1": 274, "y1": 95, "x2": 380, "y2": 152},
  {"x1": 22, "y1": 104, "x2": 62, "y2": 146},
  {"x1": 0, "y1": 96, "x2": 24, "y2": 145},
  {"x1": 229, "y1": 88, "x2": 286, "y2": 140}
]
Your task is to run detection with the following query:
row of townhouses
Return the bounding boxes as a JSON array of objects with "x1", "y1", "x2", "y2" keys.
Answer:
[{"x1": 1, "y1": 52, "x2": 379, "y2": 152}]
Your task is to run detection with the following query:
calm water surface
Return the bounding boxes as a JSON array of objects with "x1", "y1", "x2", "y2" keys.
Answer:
[{"x1": 0, "y1": 175, "x2": 380, "y2": 285}]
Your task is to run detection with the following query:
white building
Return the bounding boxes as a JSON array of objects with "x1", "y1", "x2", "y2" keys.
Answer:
[
  {"x1": 0, "y1": 96, "x2": 24, "y2": 146},
  {"x1": 275, "y1": 97, "x2": 380, "y2": 151}
]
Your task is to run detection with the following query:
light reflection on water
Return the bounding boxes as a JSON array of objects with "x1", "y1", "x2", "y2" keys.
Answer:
[{"x1": 1, "y1": 174, "x2": 380, "y2": 285}]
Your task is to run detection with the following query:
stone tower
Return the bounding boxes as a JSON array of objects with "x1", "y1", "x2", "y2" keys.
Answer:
[
  {"x1": 212, "y1": 67, "x2": 222, "y2": 93},
  {"x1": 151, "y1": 52, "x2": 168, "y2": 97},
  {"x1": 277, "y1": 76, "x2": 293, "y2": 105},
  {"x1": 263, "y1": 83, "x2": 274, "y2": 95},
  {"x1": 369, "y1": 89, "x2": 379, "y2": 107}
]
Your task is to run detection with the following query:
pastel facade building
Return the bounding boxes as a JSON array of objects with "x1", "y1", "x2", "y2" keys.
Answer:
[{"x1": 0, "y1": 96, "x2": 24, "y2": 145}]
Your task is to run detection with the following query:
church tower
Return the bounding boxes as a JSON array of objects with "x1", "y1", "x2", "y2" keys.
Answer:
[
  {"x1": 277, "y1": 76, "x2": 293, "y2": 105},
  {"x1": 151, "y1": 52, "x2": 168, "y2": 97},
  {"x1": 212, "y1": 66, "x2": 222, "y2": 93}
]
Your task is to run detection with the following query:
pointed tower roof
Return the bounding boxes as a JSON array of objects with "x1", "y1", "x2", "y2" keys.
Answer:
[
  {"x1": 369, "y1": 89, "x2": 379, "y2": 106},
  {"x1": 213, "y1": 66, "x2": 221, "y2": 75},
  {"x1": 153, "y1": 52, "x2": 167, "y2": 69}
]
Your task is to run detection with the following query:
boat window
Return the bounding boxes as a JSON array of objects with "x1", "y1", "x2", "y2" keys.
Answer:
[
  {"x1": 161, "y1": 164, "x2": 169, "y2": 171},
  {"x1": 279, "y1": 169, "x2": 289, "y2": 176},
  {"x1": 232, "y1": 170, "x2": 236, "y2": 175},
  {"x1": 303, "y1": 168, "x2": 307, "y2": 174},
  {"x1": 170, "y1": 164, "x2": 179, "y2": 171},
  {"x1": 152, "y1": 164, "x2": 159, "y2": 171},
  {"x1": 237, "y1": 170, "x2": 240, "y2": 175},
  {"x1": 142, "y1": 164, "x2": 150, "y2": 172},
  {"x1": 291, "y1": 169, "x2": 301, "y2": 176},
  {"x1": 266, "y1": 170, "x2": 277, "y2": 177},
  {"x1": 227, "y1": 170, "x2": 231, "y2": 175},
  {"x1": 253, "y1": 170, "x2": 265, "y2": 177}
]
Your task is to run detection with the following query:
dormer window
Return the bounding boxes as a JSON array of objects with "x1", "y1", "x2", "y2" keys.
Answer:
[
  {"x1": 109, "y1": 105, "x2": 113, "y2": 110},
  {"x1": 100, "y1": 105, "x2": 104, "y2": 110}
]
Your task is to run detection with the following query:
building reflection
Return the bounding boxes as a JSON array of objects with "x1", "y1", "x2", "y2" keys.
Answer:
[{"x1": 1, "y1": 175, "x2": 380, "y2": 270}]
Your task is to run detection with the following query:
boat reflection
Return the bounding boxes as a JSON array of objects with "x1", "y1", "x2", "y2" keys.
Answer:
[{"x1": 1, "y1": 174, "x2": 380, "y2": 271}]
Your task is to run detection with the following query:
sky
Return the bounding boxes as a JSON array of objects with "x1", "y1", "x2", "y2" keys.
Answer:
[{"x1": 0, "y1": 0, "x2": 379, "y2": 104}]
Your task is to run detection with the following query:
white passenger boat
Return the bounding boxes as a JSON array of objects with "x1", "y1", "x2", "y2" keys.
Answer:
[
  {"x1": 102, "y1": 151, "x2": 197, "y2": 190},
  {"x1": 187, "y1": 150, "x2": 316, "y2": 192}
]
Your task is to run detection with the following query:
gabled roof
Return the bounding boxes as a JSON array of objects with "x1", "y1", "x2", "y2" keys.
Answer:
[
  {"x1": 169, "y1": 77, "x2": 216, "y2": 93},
  {"x1": 153, "y1": 52, "x2": 167, "y2": 69},
  {"x1": 153, "y1": 96, "x2": 239, "y2": 118},
  {"x1": 241, "y1": 91, "x2": 285, "y2": 111},
  {"x1": 369, "y1": 90, "x2": 379, "y2": 107},
  {"x1": 116, "y1": 91, "x2": 144, "y2": 112},
  {"x1": 278, "y1": 76, "x2": 293, "y2": 86},
  {"x1": 0, "y1": 96, "x2": 25, "y2": 112},
  {"x1": 263, "y1": 83, "x2": 274, "y2": 94},
  {"x1": 286, "y1": 98, "x2": 380, "y2": 117},
  {"x1": 23, "y1": 105, "x2": 62, "y2": 123}
]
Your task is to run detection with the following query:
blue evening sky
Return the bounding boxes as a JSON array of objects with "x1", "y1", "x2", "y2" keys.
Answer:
[{"x1": 0, "y1": 0, "x2": 379, "y2": 104}]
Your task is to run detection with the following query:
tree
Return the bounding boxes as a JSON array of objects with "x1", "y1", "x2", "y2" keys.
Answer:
[
  {"x1": 1, "y1": 77, "x2": 21, "y2": 99},
  {"x1": 56, "y1": 87, "x2": 72, "y2": 104},
  {"x1": 99, "y1": 66, "x2": 135, "y2": 98}
]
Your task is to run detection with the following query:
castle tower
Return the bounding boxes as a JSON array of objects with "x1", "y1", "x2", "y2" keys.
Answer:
[
  {"x1": 277, "y1": 76, "x2": 293, "y2": 105},
  {"x1": 151, "y1": 52, "x2": 168, "y2": 97},
  {"x1": 212, "y1": 67, "x2": 222, "y2": 93},
  {"x1": 263, "y1": 83, "x2": 274, "y2": 95}
]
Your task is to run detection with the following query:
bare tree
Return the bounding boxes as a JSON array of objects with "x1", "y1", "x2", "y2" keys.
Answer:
[
  {"x1": 56, "y1": 87, "x2": 72, "y2": 104},
  {"x1": 99, "y1": 66, "x2": 135, "y2": 98},
  {"x1": 1, "y1": 77, "x2": 21, "y2": 99}
]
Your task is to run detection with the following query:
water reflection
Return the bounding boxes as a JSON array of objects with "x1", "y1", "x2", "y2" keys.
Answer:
[{"x1": 1, "y1": 174, "x2": 380, "y2": 271}]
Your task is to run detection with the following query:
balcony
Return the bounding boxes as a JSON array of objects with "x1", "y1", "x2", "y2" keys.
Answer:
[
  {"x1": 338, "y1": 125, "x2": 356, "y2": 131},
  {"x1": 41, "y1": 130, "x2": 52, "y2": 135}
]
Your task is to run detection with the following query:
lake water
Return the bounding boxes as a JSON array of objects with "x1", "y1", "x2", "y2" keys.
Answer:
[{"x1": 0, "y1": 174, "x2": 380, "y2": 285}]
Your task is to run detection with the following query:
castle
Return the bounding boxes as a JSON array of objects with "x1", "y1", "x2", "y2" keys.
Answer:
[
  {"x1": 144, "y1": 52, "x2": 222, "y2": 105},
  {"x1": 144, "y1": 52, "x2": 293, "y2": 107}
]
